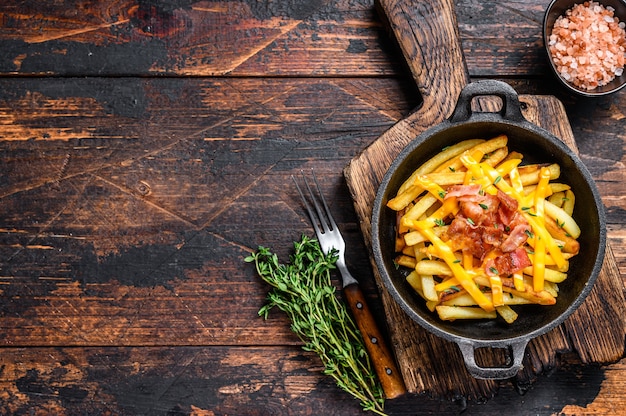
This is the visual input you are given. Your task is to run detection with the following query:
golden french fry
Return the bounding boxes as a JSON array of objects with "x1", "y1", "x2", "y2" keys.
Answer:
[
  {"x1": 548, "y1": 191, "x2": 566, "y2": 207},
  {"x1": 544, "y1": 216, "x2": 580, "y2": 254},
  {"x1": 426, "y1": 300, "x2": 438, "y2": 312},
  {"x1": 401, "y1": 245, "x2": 415, "y2": 257},
  {"x1": 395, "y1": 254, "x2": 416, "y2": 269},
  {"x1": 387, "y1": 185, "x2": 425, "y2": 211},
  {"x1": 398, "y1": 139, "x2": 485, "y2": 194},
  {"x1": 519, "y1": 163, "x2": 560, "y2": 186},
  {"x1": 436, "y1": 306, "x2": 497, "y2": 321},
  {"x1": 544, "y1": 199, "x2": 581, "y2": 239},
  {"x1": 435, "y1": 135, "x2": 508, "y2": 173},
  {"x1": 503, "y1": 150, "x2": 524, "y2": 162},
  {"x1": 523, "y1": 266, "x2": 568, "y2": 283},
  {"x1": 421, "y1": 171, "x2": 466, "y2": 186},
  {"x1": 406, "y1": 271, "x2": 424, "y2": 297},
  {"x1": 506, "y1": 286, "x2": 556, "y2": 305},
  {"x1": 562, "y1": 189, "x2": 575, "y2": 216},
  {"x1": 421, "y1": 275, "x2": 439, "y2": 302},
  {"x1": 403, "y1": 230, "x2": 426, "y2": 247},
  {"x1": 402, "y1": 194, "x2": 439, "y2": 221},
  {"x1": 483, "y1": 146, "x2": 509, "y2": 167},
  {"x1": 442, "y1": 292, "x2": 533, "y2": 306},
  {"x1": 415, "y1": 260, "x2": 453, "y2": 277},
  {"x1": 474, "y1": 275, "x2": 556, "y2": 305},
  {"x1": 395, "y1": 236, "x2": 405, "y2": 253},
  {"x1": 496, "y1": 305, "x2": 519, "y2": 324},
  {"x1": 550, "y1": 183, "x2": 571, "y2": 193},
  {"x1": 544, "y1": 281, "x2": 559, "y2": 298}
]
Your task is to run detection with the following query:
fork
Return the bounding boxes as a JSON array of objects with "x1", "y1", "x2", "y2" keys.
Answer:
[{"x1": 293, "y1": 171, "x2": 406, "y2": 399}]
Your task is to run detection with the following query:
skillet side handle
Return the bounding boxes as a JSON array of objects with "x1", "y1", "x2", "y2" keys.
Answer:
[
  {"x1": 449, "y1": 80, "x2": 526, "y2": 123},
  {"x1": 457, "y1": 340, "x2": 528, "y2": 380}
]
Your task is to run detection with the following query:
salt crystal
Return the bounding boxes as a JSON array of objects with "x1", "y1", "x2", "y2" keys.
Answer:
[{"x1": 549, "y1": 1, "x2": 626, "y2": 90}]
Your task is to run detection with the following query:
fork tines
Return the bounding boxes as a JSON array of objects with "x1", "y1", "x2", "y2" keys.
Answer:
[{"x1": 292, "y1": 171, "x2": 336, "y2": 237}]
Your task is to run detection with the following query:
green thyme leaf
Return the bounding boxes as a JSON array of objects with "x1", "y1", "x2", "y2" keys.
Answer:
[{"x1": 248, "y1": 236, "x2": 386, "y2": 415}]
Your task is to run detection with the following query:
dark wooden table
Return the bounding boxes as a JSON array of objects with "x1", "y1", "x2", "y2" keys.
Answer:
[{"x1": 0, "y1": 1, "x2": 624, "y2": 415}]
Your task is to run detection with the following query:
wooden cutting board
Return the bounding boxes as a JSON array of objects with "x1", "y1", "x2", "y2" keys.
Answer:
[{"x1": 344, "y1": 0, "x2": 625, "y2": 400}]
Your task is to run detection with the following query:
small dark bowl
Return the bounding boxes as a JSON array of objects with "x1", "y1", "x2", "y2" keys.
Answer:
[
  {"x1": 543, "y1": 0, "x2": 626, "y2": 97},
  {"x1": 371, "y1": 80, "x2": 606, "y2": 379}
]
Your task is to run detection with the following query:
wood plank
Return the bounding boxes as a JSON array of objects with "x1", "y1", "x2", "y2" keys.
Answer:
[
  {"x1": 0, "y1": 346, "x2": 624, "y2": 415},
  {"x1": 0, "y1": 0, "x2": 555, "y2": 77},
  {"x1": 0, "y1": 0, "x2": 401, "y2": 77},
  {"x1": 0, "y1": 77, "x2": 417, "y2": 347}
]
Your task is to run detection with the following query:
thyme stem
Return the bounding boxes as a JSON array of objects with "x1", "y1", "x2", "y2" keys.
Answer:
[{"x1": 245, "y1": 235, "x2": 386, "y2": 415}]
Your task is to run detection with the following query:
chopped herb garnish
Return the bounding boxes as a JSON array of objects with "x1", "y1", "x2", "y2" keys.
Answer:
[
  {"x1": 489, "y1": 267, "x2": 499, "y2": 275},
  {"x1": 479, "y1": 203, "x2": 489, "y2": 210},
  {"x1": 467, "y1": 218, "x2": 475, "y2": 226},
  {"x1": 494, "y1": 175, "x2": 502, "y2": 185}
]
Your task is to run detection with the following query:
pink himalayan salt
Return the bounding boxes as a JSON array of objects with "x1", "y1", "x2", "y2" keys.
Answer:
[{"x1": 549, "y1": 1, "x2": 626, "y2": 90}]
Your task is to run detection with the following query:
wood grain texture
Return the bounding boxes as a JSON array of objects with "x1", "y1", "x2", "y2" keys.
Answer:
[
  {"x1": 0, "y1": 347, "x2": 622, "y2": 415},
  {"x1": 0, "y1": 0, "x2": 558, "y2": 78},
  {"x1": 343, "y1": 283, "x2": 407, "y2": 399},
  {"x1": 0, "y1": 0, "x2": 625, "y2": 413},
  {"x1": 0, "y1": 77, "x2": 418, "y2": 347}
]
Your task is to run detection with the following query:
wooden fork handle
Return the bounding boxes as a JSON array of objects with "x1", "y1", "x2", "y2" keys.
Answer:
[{"x1": 343, "y1": 283, "x2": 406, "y2": 399}]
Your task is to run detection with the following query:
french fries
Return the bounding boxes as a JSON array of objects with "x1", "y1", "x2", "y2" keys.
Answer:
[{"x1": 388, "y1": 135, "x2": 582, "y2": 324}]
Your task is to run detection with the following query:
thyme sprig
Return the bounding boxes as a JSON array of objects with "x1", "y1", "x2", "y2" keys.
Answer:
[{"x1": 245, "y1": 235, "x2": 386, "y2": 415}]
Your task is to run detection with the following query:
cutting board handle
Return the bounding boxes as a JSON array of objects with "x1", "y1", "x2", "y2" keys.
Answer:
[{"x1": 376, "y1": 0, "x2": 469, "y2": 124}]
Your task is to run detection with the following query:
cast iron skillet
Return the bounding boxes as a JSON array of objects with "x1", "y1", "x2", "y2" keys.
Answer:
[{"x1": 371, "y1": 80, "x2": 606, "y2": 379}]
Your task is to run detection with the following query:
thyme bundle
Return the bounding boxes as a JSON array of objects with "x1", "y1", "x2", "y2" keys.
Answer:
[{"x1": 245, "y1": 235, "x2": 385, "y2": 414}]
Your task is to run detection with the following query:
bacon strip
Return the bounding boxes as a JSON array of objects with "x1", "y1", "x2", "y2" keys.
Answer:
[{"x1": 443, "y1": 185, "x2": 532, "y2": 275}]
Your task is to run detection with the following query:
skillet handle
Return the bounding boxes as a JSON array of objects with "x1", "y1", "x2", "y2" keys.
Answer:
[
  {"x1": 457, "y1": 340, "x2": 528, "y2": 380},
  {"x1": 449, "y1": 80, "x2": 526, "y2": 123}
]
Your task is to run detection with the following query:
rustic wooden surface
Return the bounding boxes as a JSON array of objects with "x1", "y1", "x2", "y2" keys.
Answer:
[{"x1": 0, "y1": 1, "x2": 624, "y2": 415}]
